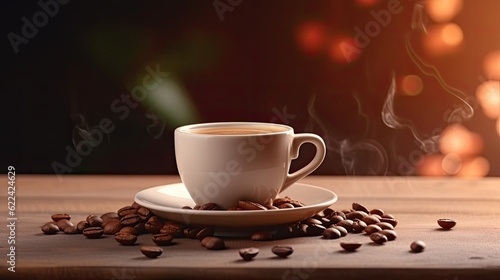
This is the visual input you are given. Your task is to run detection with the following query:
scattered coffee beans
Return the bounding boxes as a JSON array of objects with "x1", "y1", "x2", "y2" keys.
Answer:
[
  {"x1": 196, "y1": 227, "x2": 214, "y2": 240},
  {"x1": 56, "y1": 219, "x2": 74, "y2": 231},
  {"x1": 51, "y1": 214, "x2": 71, "y2": 222},
  {"x1": 41, "y1": 222, "x2": 59, "y2": 234},
  {"x1": 370, "y1": 232, "x2": 388, "y2": 244},
  {"x1": 120, "y1": 226, "x2": 138, "y2": 236},
  {"x1": 250, "y1": 231, "x2": 273, "y2": 241},
  {"x1": 272, "y1": 246, "x2": 293, "y2": 258},
  {"x1": 322, "y1": 228, "x2": 341, "y2": 239},
  {"x1": 437, "y1": 218, "x2": 456, "y2": 230},
  {"x1": 86, "y1": 215, "x2": 103, "y2": 227},
  {"x1": 64, "y1": 226, "x2": 79, "y2": 234},
  {"x1": 152, "y1": 233, "x2": 174, "y2": 246},
  {"x1": 103, "y1": 221, "x2": 123, "y2": 235},
  {"x1": 83, "y1": 227, "x2": 104, "y2": 239},
  {"x1": 238, "y1": 200, "x2": 267, "y2": 211},
  {"x1": 239, "y1": 247, "x2": 259, "y2": 261},
  {"x1": 76, "y1": 221, "x2": 90, "y2": 232},
  {"x1": 114, "y1": 232, "x2": 137, "y2": 245},
  {"x1": 140, "y1": 246, "x2": 163, "y2": 258},
  {"x1": 410, "y1": 240, "x2": 426, "y2": 253},
  {"x1": 340, "y1": 242, "x2": 362, "y2": 252},
  {"x1": 352, "y1": 202, "x2": 369, "y2": 213},
  {"x1": 363, "y1": 224, "x2": 382, "y2": 235},
  {"x1": 201, "y1": 237, "x2": 226, "y2": 250},
  {"x1": 379, "y1": 229, "x2": 397, "y2": 241}
]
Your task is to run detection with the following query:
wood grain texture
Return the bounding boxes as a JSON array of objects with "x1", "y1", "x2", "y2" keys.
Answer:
[{"x1": 1, "y1": 175, "x2": 500, "y2": 280}]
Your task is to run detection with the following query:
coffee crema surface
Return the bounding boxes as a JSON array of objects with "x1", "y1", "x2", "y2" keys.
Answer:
[{"x1": 189, "y1": 126, "x2": 287, "y2": 135}]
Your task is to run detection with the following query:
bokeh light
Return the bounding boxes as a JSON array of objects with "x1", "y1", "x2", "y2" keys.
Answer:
[
  {"x1": 457, "y1": 156, "x2": 490, "y2": 178},
  {"x1": 296, "y1": 21, "x2": 326, "y2": 56},
  {"x1": 328, "y1": 35, "x2": 360, "y2": 64},
  {"x1": 475, "y1": 80, "x2": 500, "y2": 120},
  {"x1": 399, "y1": 75, "x2": 423, "y2": 96},
  {"x1": 416, "y1": 154, "x2": 445, "y2": 176},
  {"x1": 439, "y1": 124, "x2": 483, "y2": 157},
  {"x1": 423, "y1": 23, "x2": 463, "y2": 56},
  {"x1": 441, "y1": 153, "x2": 462, "y2": 175},
  {"x1": 426, "y1": 0, "x2": 463, "y2": 22},
  {"x1": 483, "y1": 50, "x2": 500, "y2": 80}
]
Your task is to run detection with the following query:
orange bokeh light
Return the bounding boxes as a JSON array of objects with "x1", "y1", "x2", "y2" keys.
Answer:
[
  {"x1": 439, "y1": 124, "x2": 483, "y2": 157},
  {"x1": 457, "y1": 156, "x2": 490, "y2": 178},
  {"x1": 483, "y1": 50, "x2": 500, "y2": 80},
  {"x1": 399, "y1": 75, "x2": 423, "y2": 96},
  {"x1": 426, "y1": 0, "x2": 463, "y2": 22},
  {"x1": 296, "y1": 21, "x2": 326, "y2": 56},
  {"x1": 329, "y1": 36, "x2": 360, "y2": 64},
  {"x1": 475, "y1": 80, "x2": 500, "y2": 120},
  {"x1": 416, "y1": 154, "x2": 446, "y2": 176},
  {"x1": 423, "y1": 23, "x2": 463, "y2": 56},
  {"x1": 441, "y1": 153, "x2": 462, "y2": 175}
]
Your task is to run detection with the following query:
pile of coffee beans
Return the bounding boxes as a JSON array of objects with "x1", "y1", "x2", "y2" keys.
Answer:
[{"x1": 40, "y1": 199, "x2": 456, "y2": 258}]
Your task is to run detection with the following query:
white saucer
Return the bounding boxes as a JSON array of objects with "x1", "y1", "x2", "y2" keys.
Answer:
[{"x1": 134, "y1": 182, "x2": 337, "y2": 227}]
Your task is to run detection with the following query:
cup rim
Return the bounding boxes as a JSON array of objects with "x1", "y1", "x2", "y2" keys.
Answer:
[{"x1": 175, "y1": 122, "x2": 293, "y2": 136}]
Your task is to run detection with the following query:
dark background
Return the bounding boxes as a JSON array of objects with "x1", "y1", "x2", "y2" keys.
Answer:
[{"x1": 2, "y1": 0, "x2": 499, "y2": 176}]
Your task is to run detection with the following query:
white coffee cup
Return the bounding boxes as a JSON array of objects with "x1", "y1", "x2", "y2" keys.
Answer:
[{"x1": 174, "y1": 122, "x2": 326, "y2": 209}]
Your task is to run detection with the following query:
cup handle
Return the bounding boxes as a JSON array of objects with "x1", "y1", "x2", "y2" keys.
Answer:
[{"x1": 281, "y1": 133, "x2": 326, "y2": 192}]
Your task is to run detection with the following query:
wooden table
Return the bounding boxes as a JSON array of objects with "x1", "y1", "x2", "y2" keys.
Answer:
[{"x1": 2, "y1": 175, "x2": 500, "y2": 280}]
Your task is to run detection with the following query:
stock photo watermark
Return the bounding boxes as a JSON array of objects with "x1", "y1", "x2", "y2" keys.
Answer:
[
  {"x1": 6, "y1": 166, "x2": 17, "y2": 273},
  {"x1": 341, "y1": 0, "x2": 404, "y2": 63},
  {"x1": 213, "y1": 0, "x2": 243, "y2": 22},
  {"x1": 51, "y1": 64, "x2": 169, "y2": 180},
  {"x1": 7, "y1": 0, "x2": 70, "y2": 54}
]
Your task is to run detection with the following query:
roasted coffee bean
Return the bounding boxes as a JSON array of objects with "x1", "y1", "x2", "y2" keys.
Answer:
[
  {"x1": 346, "y1": 211, "x2": 367, "y2": 220},
  {"x1": 196, "y1": 227, "x2": 215, "y2": 240},
  {"x1": 140, "y1": 246, "x2": 163, "y2": 258},
  {"x1": 250, "y1": 231, "x2": 273, "y2": 241},
  {"x1": 341, "y1": 209, "x2": 353, "y2": 215},
  {"x1": 308, "y1": 223, "x2": 326, "y2": 236},
  {"x1": 64, "y1": 226, "x2": 79, "y2": 234},
  {"x1": 56, "y1": 219, "x2": 74, "y2": 231},
  {"x1": 131, "y1": 201, "x2": 141, "y2": 209},
  {"x1": 86, "y1": 215, "x2": 103, "y2": 227},
  {"x1": 336, "y1": 220, "x2": 354, "y2": 232},
  {"x1": 363, "y1": 224, "x2": 382, "y2": 235},
  {"x1": 193, "y1": 205, "x2": 201, "y2": 210},
  {"x1": 303, "y1": 218, "x2": 322, "y2": 225},
  {"x1": 329, "y1": 215, "x2": 344, "y2": 224},
  {"x1": 340, "y1": 242, "x2": 362, "y2": 252},
  {"x1": 76, "y1": 221, "x2": 90, "y2": 232},
  {"x1": 380, "y1": 218, "x2": 398, "y2": 227},
  {"x1": 322, "y1": 208, "x2": 334, "y2": 217},
  {"x1": 272, "y1": 246, "x2": 293, "y2": 258},
  {"x1": 238, "y1": 200, "x2": 267, "y2": 211},
  {"x1": 379, "y1": 229, "x2": 397, "y2": 241},
  {"x1": 370, "y1": 232, "x2": 388, "y2": 244},
  {"x1": 352, "y1": 202, "x2": 369, "y2": 213},
  {"x1": 51, "y1": 214, "x2": 71, "y2": 222},
  {"x1": 118, "y1": 206, "x2": 138, "y2": 217},
  {"x1": 437, "y1": 218, "x2": 456, "y2": 230},
  {"x1": 410, "y1": 240, "x2": 426, "y2": 253},
  {"x1": 152, "y1": 233, "x2": 174, "y2": 246},
  {"x1": 199, "y1": 203, "x2": 222, "y2": 210},
  {"x1": 239, "y1": 247, "x2": 259, "y2": 261},
  {"x1": 382, "y1": 213, "x2": 395, "y2": 219},
  {"x1": 160, "y1": 221, "x2": 184, "y2": 238},
  {"x1": 103, "y1": 221, "x2": 123, "y2": 235},
  {"x1": 120, "y1": 226, "x2": 138, "y2": 235},
  {"x1": 351, "y1": 220, "x2": 367, "y2": 233},
  {"x1": 184, "y1": 226, "x2": 202, "y2": 239},
  {"x1": 137, "y1": 207, "x2": 151, "y2": 222},
  {"x1": 120, "y1": 213, "x2": 141, "y2": 227},
  {"x1": 330, "y1": 225, "x2": 348, "y2": 237},
  {"x1": 376, "y1": 222, "x2": 394, "y2": 230},
  {"x1": 100, "y1": 212, "x2": 120, "y2": 221},
  {"x1": 201, "y1": 237, "x2": 226, "y2": 250},
  {"x1": 319, "y1": 217, "x2": 332, "y2": 226},
  {"x1": 114, "y1": 232, "x2": 137, "y2": 245},
  {"x1": 134, "y1": 223, "x2": 147, "y2": 235},
  {"x1": 322, "y1": 228, "x2": 341, "y2": 239},
  {"x1": 362, "y1": 215, "x2": 380, "y2": 225},
  {"x1": 370, "y1": 208, "x2": 385, "y2": 216},
  {"x1": 83, "y1": 227, "x2": 104, "y2": 239},
  {"x1": 182, "y1": 206, "x2": 192, "y2": 210},
  {"x1": 101, "y1": 218, "x2": 120, "y2": 228},
  {"x1": 330, "y1": 211, "x2": 346, "y2": 219},
  {"x1": 145, "y1": 216, "x2": 164, "y2": 234},
  {"x1": 41, "y1": 222, "x2": 59, "y2": 234},
  {"x1": 278, "y1": 203, "x2": 295, "y2": 209}
]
